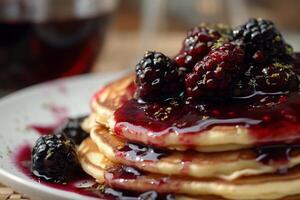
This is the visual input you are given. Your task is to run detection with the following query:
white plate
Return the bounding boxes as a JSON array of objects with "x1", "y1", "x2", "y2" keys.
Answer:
[{"x1": 0, "y1": 72, "x2": 126, "y2": 200}]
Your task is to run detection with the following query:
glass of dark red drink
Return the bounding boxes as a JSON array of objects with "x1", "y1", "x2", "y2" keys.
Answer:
[{"x1": 0, "y1": 0, "x2": 117, "y2": 96}]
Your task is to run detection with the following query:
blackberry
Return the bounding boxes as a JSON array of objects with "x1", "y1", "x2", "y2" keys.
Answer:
[
  {"x1": 54, "y1": 116, "x2": 88, "y2": 145},
  {"x1": 233, "y1": 18, "x2": 293, "y2": 63},
  {"x1": 255, "y1": 63, "x2": 299, "y2": 92},
  {"x1": 175, "y1": 24, "x2": 230, "y2": 72},
  {"x1": 232, "y1": 65, "x2": 258, "y2": 97},
  {"x1": 185, "y1": 42, "x2": 245, "y2": 101},
  {"x1": 135, "y1": 51, "x2": 183, "y2": 102},
  {"x1": 31, "y1": 134, "x2": 79, "y2": 183}
]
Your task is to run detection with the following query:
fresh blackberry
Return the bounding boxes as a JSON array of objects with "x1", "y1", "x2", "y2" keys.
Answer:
[
  {"x1": 232, "y1": 65, "x2": 258, "y2": 97},
  {"x1": 54, "y1": 116, "x2": 88, "y2": 145},
  {"x1": 135, "y1": 51, "x2": 183, "y2": 102},
  {"x1": 175, "y1": 24, "x2": 230, "y2": 72},
  {"x1": 255, "y1": 63, "x2": 299, "y2": 92},
  {"x1": 233, "y1": 18, "x2": 293, "y2": 63},
  {"x1": 31, "y1": 134, "x2": 79, "y2": 183},
  {"x1": 185, "y1": 42, "x2": 245, "y2": 101}
]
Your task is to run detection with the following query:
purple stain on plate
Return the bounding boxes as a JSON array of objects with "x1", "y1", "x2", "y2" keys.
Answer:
[{"x1": 28, "y1": 104, "x2": 69, "y2": 135}]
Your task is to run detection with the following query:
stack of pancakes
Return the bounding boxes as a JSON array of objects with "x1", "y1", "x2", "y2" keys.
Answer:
[{"x1": 78, "y1": 75, "x2": 300, "y2": 200}]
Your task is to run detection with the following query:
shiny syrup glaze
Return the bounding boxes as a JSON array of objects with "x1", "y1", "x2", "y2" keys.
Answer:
[
  {"x1": 16, "y1": 118, "x2": 173, "y2": 200},
  {"x1": 116, "y1": 138, "x2": 300, "y2": 168},
  {"x1": 14, "y1": 145, "x2": 102, "y2": 198},
  {"x1": 114, "y1": 55, "x2": 300, "y2": 146},
  {"x1": 14, "y1": 144, "x2": 174, "y2": 199},
  {"x1": 117, "y1": 142, "x2": 168, "y2": 162},
  {"x1": 105, "y1": 166, "x2": 175, "y2": 200}
]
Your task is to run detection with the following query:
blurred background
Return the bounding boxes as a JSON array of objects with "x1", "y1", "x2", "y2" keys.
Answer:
[{"x1": 0, "y1": 0, "x2": 300, "y2": 95}]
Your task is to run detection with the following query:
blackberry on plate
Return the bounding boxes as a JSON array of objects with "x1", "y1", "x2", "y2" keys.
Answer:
[
  {"x1": 135, "y1": 51, "x2": 183, "y2": 102},
  {"x1": 185, "y1": 42, "x2": 245, "y2": 102},
  {"x1": 31, "y1": 134, "x2": 79, "y2": 183},
  {"x1": 54, "y1": 116, "x2": 88, "y2": 145},
  {"x1": 233, "y1": 18, "x2": 293, "y2": 63},
  {"x1": 255, "y1": 62, "x2": 299, "y2": 93}
]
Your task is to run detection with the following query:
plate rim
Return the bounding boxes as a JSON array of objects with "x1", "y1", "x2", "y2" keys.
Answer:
[{"x1": 0, "y1": 71, "x2": 128, "y2": 200}]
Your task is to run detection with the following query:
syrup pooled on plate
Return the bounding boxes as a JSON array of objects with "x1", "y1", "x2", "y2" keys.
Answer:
[{"x1": 14, "y1": 144, "x2": 100, "y2": 198}]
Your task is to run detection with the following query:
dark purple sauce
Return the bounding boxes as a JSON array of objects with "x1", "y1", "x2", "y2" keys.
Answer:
[
  {"x1": 115, "y1": 139, "x2": 300, "y2": 168},
  {"x1": 117, "y1": 143, "x2": 168, "y2": 162},
  {"x1": 13, "y1": 145, "x2": 103, "y2": 198},
  {"x1": 114, "y1": 56, "x2": 300, "y2": 146},
  {"x1": 105, "y1": 166, "x2": 175, "y2": 199},
  {"x1": 100, "y1": 186, "x2": 175, "y2": 200},
  {"x1": 14, "y1": 145, "x2": 174, "y2": 199},
  {"x1": 255, "y1": 144, "x2": 300, "y2": 166},
  {"x1": 114, "y1": 91, "x2": 300, "y2": 145}
]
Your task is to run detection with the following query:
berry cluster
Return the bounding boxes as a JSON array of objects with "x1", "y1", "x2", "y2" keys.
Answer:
[
  {"x1": 135, "y1": 18, "x2": 299, "y2": 103},
  {"x1": 174, "y1": 25, "x2": 222, "y2": 72},
  {"x1": 233, "y1": 18, "x2": 293, "y2": 63},
  {"x1": 256, "y1": 63, "x2": 299, "y2": 93},
  {"x1": 185, "y1": 43, "x2": 245, "y2": 101}
]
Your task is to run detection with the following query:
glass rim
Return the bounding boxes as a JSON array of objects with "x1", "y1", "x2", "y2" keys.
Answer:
[{"x1": 0, "y1": 0, "x2": 118, "y2": 22}]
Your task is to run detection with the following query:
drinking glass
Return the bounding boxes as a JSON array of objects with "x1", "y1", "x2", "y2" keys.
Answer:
[{"x1": 0, "y1": 0, "x2": 117, "y2": 96}]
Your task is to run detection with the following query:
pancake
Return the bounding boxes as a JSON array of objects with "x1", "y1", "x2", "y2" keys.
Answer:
[
  {"x1": 78, "y1": 138, "x2": 219, "y2": 200},
  {"x1": 90, "y1": 74, "x2": 300, "y2": 152},
  {"x1": 105, "y1": 164, "x2": 300, "y2": 200},
  {"x1": 81, "y1": 113, "x2": 97, "y2": 133},
  {"x1": 77, "y1": 137, "x2": 114, "y2": 183},
  {"x1": 78, "y1": 137, "x2": 300, "y2": 200},
  {"x1": 90, "y1": 124, "x2": 300, "y2": 180},
  {"x1": 90, "y1": 75, "x2": 251, "y2": 151}
]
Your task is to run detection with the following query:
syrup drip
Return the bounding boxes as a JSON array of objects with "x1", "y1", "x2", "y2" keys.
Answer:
[
  {"x1": 99, "y1": 186, "x2": 175, "y2": 200},
  {"x1": 117, "y1": 143, "x2": 168, "y2": 162},
  {"x1": 115, "y1": 140, "x2": 300, "y2": 168},
  {"x1": 255, "y1": 144, "x2": 300, "y2": 166},
  {"x1": 105, "y1": 166, "x2": 176, "y2": 199}
]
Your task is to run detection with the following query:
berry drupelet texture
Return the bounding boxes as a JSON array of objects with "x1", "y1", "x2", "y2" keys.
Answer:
[
  {"x1": 31, "y1": 134, "x2": 79, "y2": 183},
  {"x1": 233, "y1": 18, "x2": 293, "y2": 64},
  {"x1": 256, "y1": 63, "x2": 299, "y2": 93},
  {"x1": 174, "y1": 25, "x2": 224, "y2": 72},
  {"x1": 185, "y1": 42, "x2": 245, "y2": 101},
  {"x1": 135, "y1": 51, "x2": 183, "y2": 102}
]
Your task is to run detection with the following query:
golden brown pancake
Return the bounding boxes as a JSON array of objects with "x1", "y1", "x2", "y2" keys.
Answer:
[
  {"x1": 77, "y1": 137, "x2": 114, "y2": 183},
  {"x1": 78, "y1": 137, "x2": 300, "y2": 200},
  {"x1": 78, "y1": 138, "x2": 221, "y2": 200},
  {"x1": 90, "y1": 124, "x2": 300, "y2": 180},
  {"x1": 90, "y1": 74, "x2": 257, "y2": 152},
  {"x1": 105, "y1": 164, "x2": 300, "y2": 200}
]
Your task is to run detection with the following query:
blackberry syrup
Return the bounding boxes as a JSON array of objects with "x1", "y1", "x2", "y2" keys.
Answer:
[
  {"x1": 12, "y1": 54, "x2": 300, "y2": 198},
  {"x1": 114, "y1": 55, "x2": 300, "y2": 147},
  {"x1": 14, "y1": 145, "x2": 174, "y2": 200}
]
